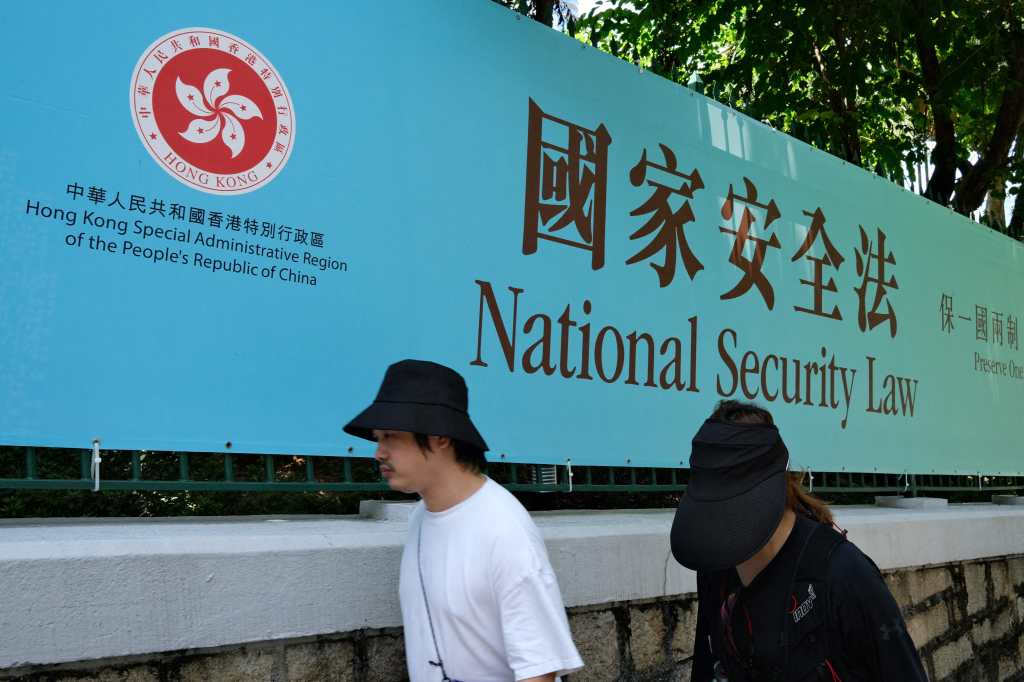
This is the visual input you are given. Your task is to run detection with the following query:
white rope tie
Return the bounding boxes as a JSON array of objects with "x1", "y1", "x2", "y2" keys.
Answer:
[{"x1": 91, "y1": 440, "x2": 101, "y2": 492}]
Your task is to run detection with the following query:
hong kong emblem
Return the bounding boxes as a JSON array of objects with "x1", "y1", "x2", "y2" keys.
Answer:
[{"x1": 130, "y1": 28, "x2": 295, "y2": 194}]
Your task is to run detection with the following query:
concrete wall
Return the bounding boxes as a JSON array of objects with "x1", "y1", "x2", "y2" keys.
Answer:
[{"x1": 1, "y1": 505, "x2": 1023, "y2": 681}]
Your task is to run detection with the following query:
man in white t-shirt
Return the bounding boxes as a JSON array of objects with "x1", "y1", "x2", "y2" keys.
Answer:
[{"x1": 344, "y1": 359, "x2": 583, "y2": 682}]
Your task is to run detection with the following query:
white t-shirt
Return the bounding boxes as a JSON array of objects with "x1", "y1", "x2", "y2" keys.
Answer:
[{"x1": 399, "y1": 478, "x2": 583, "y2": 681}]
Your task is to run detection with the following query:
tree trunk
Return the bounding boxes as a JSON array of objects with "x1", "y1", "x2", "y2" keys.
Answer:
[
  {"x1": 952, "y1": 38, "x2": 1024, "y2": 215},
  {"x1": 916, "y1": 31, "x2": 957, "y2": 206},
  {"x1": 1008, "y1": 131, "x2": 1024, "y2": 240},
  {"x1": 533, "y1": 0, "x2": 555, "y2": 26},
  {"x1": 911, "y1": 0, "x2": 957, "y2": 205},
  {"x1": 1009, "y1": 194, "x2": 1024, "y2": 241}
]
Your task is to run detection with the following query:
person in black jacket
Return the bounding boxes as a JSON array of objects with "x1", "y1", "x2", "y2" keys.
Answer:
[{"x1": 670, "y1": 400, "x2": 929, "y2": 682}]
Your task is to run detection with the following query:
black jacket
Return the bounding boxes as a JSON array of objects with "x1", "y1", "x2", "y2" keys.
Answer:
[{"x1": 691, "y1": 515, "x2": 929, "y2": 682}]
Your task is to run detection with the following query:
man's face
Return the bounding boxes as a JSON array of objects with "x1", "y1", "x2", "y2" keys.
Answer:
[{"x1": 372, "y1": 429, "x2": 434, "y2": 494}]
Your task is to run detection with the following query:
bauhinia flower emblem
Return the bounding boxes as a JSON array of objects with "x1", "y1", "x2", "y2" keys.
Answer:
[{"x1": 176, "y1": 68, "x2": 262, "y2": 158}]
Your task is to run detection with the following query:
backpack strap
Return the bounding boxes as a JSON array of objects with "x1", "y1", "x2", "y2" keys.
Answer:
[
  {"x1": 794, "y1": 523, "x2": 847, "y2": 583},
  {"x1": 781, "y1": 522, "x2": 849, "y2": 681}
]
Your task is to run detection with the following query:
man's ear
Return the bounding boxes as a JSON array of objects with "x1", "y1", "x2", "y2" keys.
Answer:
[{"x1": 430, "y1": 435, "x2": 452, "y2": 452}]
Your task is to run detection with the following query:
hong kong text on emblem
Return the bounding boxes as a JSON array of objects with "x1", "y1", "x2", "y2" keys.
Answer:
[{"x1": 130, "y1": 28, "x2": 295, "y2": 195}]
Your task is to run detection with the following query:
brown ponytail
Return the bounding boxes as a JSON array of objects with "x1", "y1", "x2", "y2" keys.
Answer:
[{"x1": 786, "y1": 471, "x2": 834, "y2": 526}]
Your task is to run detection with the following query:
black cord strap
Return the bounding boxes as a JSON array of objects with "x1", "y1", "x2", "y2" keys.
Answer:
[{"x1": 418, "y1": 522, "x2": 452, "y2": 681}]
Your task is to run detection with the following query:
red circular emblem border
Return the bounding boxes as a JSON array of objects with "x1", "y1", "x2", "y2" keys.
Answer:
[{"x1": 130, "y1": 27, "x2": 295, "y2": 195}]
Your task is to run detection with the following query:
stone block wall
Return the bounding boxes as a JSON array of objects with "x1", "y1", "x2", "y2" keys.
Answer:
[
  {"x1": 883, "y1": 557, "x2": 1024, "y2": 681},
  {"x1": 4, "y1": 555, "x2": 1022, "y2": 682}
]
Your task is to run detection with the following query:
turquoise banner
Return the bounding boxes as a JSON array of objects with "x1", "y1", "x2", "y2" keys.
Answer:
[{"x1": 1, "y1": 1, "x2": 1021, "y2": 473}]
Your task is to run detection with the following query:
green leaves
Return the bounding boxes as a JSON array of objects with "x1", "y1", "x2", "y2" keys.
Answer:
[{"x1": 574, "y1": 0, "x2": 1022, "y2": 229}]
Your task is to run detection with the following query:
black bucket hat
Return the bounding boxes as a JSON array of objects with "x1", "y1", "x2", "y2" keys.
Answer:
[
  {"x1": 670, "y1": 419, "x2": 789, "y2": 572},
  {"x1": 343, "y1": 359, "x2": 488, "y2": 451}
]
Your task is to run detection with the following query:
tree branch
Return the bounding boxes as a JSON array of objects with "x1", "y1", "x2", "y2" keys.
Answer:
[
  {"x1": 809, "y1": 39, "x2": 862, "y2": 164},
  {"x1": 953, "y1": 37, "x2": 1024, "y2": 214}
]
